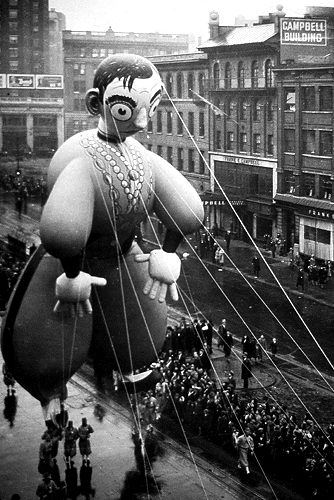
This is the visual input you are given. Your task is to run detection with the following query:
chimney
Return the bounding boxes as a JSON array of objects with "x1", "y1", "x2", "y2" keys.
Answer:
[{"x1": 209, "y1": 11, "x2": 219, "y2": 39}]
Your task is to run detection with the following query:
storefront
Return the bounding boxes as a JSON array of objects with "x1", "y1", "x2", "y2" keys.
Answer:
[
  {"x1": 275, "y1": 193, "x2": 334, "y2": 261},
  {"x1": 200, "y1": 191, "x2": 245, "y2": 237}
]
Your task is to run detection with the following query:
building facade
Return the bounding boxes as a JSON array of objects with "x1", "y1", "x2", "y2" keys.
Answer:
[
  {"x1": 0, "y1": 0, "x2": 64, "y2": 158},
  {"x1": 274, "y1": 6, "x2": 334, "y2": 261},
  {"x1": 198, "y1": 10, "x2": 281, "y2": 240}
]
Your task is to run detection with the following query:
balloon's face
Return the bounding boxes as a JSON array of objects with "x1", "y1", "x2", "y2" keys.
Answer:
[{"x1": 102, "y1": 71, "x2": 162, "y2": 140}]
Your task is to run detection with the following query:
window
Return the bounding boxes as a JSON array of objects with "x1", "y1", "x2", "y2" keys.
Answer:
[
  {"x1": 199, "y1": 112, "x2": 205, "y2": 137},
  {"x1": 283, "y1": 171, "x2": 296, "y2": 194},
  {"x1": 239, "y1": 99, "x2": 247, "y2": 120},
  {"x1": 177, "y1": 148, "x2": 184, "y2": 170},
  {"x1": 166, "y1": 73, "x2": 173, "y2": 96},
  {"x1": 9, "y1": 9, "x2": 18, "y2": 19},
  {"x1": 284, "y1": 88, "x2": 295, "y2": 111},
  {"x1": 147, "y1": 120, "x2": 153, "y2": 133},
  {"x1": 177, "y1": 112, "x2": 183, "y2": 135},
  {"x1": 33, "y1": 38, "x2": 40, "y2": 48},
  {"x1": 188, "y1": 112, "x2": 194, "y2": 135},
  {"x1": 92, "y1": 48, "x2": 99, "y2": 58},
  {"x1": 284, "y1": 129, "x2": 295, "y2": 152},
  {"x1": 74, "y1": 63, "x2": 86, "y2": 75},
  {"x1": 9, "y1": 22, "x2": 18, "y2": 31},
  {"x1": 9, "y1": 48, "x2": 18, "y2": 58},
  {"x1": 267, "y1": 135, "x2": 274, "y2": 155},
  {"x1": 253, "y1": 100, "x2": 261, "y2": 121},
  {"x1": 73, "y1": 80, "x2": 86, "y2": 93},
  {"x1": 100, "y1": 48, "x2": 106, "y2": 58},
  {"x1": 265, "y1": 59, "x2": 274, "y2": 87},
  {"x1": 240, "y1": 133, "x2": 247, "y2": 152},
  {"x1": 253, "y1": 134, "x2": 261, "y2": 154},
  {"x1": 9, "y1": 0, "x2": 18, "y2": 5},
  {"x1": 176, "y1": 73, "x2": 183, "y2": 98},
  {"x1": 250, "y1": 173, "x2": 259, "y2": 194},
  {"x1": 146, "y1": 144, "x2": 152, "y2": 151},
  {"x1": 157, "y1": 145, "x2": 163, "y2": 157},
  {"x1": 226, "y1": 99, "x2": 233, "y2": 118},
  {"x1": 9, "y1": 60, "x2": 18, "y2": 71},
  {"x1": 320, "y1": 87, "x2": 333, "y2": 111},
  {"x1": 225, "y1": 62, "x2": 232, "y2": 89},
  {"x1": 251, "y1": 61, "x2": 259, "y2": 88},
  {"x1": 199, "y1": 152, "x2": 205, "y2": 174},
  {"x1": 301, "y1": 87, "x2": 315, "y2": 111},
  {"x1": 302, "y1": 130, "x2": 316, "y2": 154},
  {"x1": 187, "y1": 73, "x2": 194, "y2": 97},
  {"x1": 9, "y1": 35, "x2": 18, "y2": 44},
  {"x1": 167, "y1": 146, "x2": 173, "y2": 164},
  {"x1": 188, "y1": 149, "x2": 195, "y2": 172},
  {"x1": 319, "y1": 131, "x2": 333, "y2": 156},
  {"x1": 304, "y1": 226, "x2": 330, "y2": 244},
  {"x1": 215, "y1": 130, "x2": 222, "y2": 150},
  {"x1": 319, "y1": 176, "x2": 332, "y2": 199},
  {"x1": 167, "y1": 111, "x2": 173, "y2": 134},
  {"x1": 213, "y1": 63, "x2": 220, "y2": 88},
  {"x1": 227, "y1": 131, "x2": 234, "y2": 150},
  {"x1": 33, "y1": 14, "x2": 39, "y2": 23},
  {"x1": 80, "y1": 47, "x2": 86, "y2": 57},
  {"x1": 301, "y1": 174, "x2": 315, "y2": 197},
  {"x1": 157, "y1": 111, "x2": 162, "y2": 133},
  {"x1": 73, "y1": 98, "x2": 86, "y2": 111},
  {"x1": 237, "y1": 62, "x2": 245, "y2": 88},
  {"x1": 198, "y1": 73, "x2": 205, "y2": 95},
  {"x1": 267, "y1": 100, "x2": 274, "y2": 121}
]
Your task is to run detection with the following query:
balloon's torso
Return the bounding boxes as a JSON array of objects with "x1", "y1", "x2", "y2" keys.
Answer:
[{"x1": 48, "y1": 130, "x2": 155, "y2": 252}]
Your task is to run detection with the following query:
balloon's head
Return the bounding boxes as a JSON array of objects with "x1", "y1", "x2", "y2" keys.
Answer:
[{"x1": 86, "y1": 53, "x2": 163, "y2": 141}]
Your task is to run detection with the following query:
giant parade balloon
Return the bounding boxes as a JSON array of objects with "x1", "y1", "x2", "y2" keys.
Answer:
[{"x1": 1, "y1": 54, "x2": 204, "y2": 418}]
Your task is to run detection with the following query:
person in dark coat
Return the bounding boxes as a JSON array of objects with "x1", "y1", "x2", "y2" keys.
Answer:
[
  {"x1": 270, "y1": 338, "x2": 278, "y2": 358},
  {"x1": 217, "y1": 319, "x2": 227, "y2": 350},
  {"x1": 252, "y1": 255, "x2": 261, "y2": 277},
  {"x1": 223, "y1": 331, "x2": 234, "y2": 363},
  {"x1": 78, "y1": 418, "x2": 94, "y2": 463},
  {"x1": 241, "y1": 335, "x2": 251, "y2": 355},
  {"x1": 296, "y1": 267, "x2": 305, "y2": 291},
  {"x1": 241, "y1": 354, "x2": 252, "y2": 389},
  {"x1": 225, "y1": 230, "x2": 231, "y2": 252}
]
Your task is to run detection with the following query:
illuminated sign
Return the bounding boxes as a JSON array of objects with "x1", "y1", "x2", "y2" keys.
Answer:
[
  {"x1": 36, "y1": 74, "x2": 63, "y2": 89},
  {"x1": 281, "y1": 18, "x2": 327, "y2": 46},
  {"x1": 7, "y1": 74, "x2": 35, "y2": 88}
]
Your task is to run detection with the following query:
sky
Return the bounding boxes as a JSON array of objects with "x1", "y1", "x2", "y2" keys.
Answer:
[{"x1": 49, "y1": 0, "x2": 334, "y2": 39}]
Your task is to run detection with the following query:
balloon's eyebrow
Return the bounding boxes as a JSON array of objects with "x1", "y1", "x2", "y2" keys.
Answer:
[
  {"x1": 150, "y1": 89, "x2": 162, "y2": 103},
  {"x1": 106, "y1": 95, "x2": 137, "y2": 107}
]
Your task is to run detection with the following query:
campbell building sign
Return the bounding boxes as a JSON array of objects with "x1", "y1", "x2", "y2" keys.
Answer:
[
  {"x1": 281, "y1": 18, "x2": 327, "y2": 45},
  {"x1": 280, "y1": 17, "x2": 331, "y2": 64}
]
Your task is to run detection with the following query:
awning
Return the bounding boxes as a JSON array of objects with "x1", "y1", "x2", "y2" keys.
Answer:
[{"x1": 274, "y1": 193, "x2": 334, "y2": 211}]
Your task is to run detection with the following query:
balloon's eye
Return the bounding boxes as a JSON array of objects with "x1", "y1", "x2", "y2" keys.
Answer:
[{"x1": 109, "y1": 102, "x2": 133, "y2": 121}]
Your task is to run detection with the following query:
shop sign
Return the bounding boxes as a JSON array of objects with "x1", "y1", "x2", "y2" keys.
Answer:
[
  {"x1": 7, "y1": 74, "x2": 35, "y2": 88},
  {"x1": 281, "y1": 18, "x2": 327, "y2": 46},
  {"x1": 0, "y1": 74, "x2": 6, "y2": 88},
  {"x1": 203, "y1": 200, "x2": 244, "y2": 207},
  {"x1": 307, "y1": 208, "x2": 334, "y2": 220},
  {"x1": 36, "y1": 75, "x2": 63, "y2": 89}
]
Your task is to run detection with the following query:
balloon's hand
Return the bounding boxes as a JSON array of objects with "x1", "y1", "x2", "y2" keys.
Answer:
[
  {"x1": 134, "y1": 249, "x2": 181, "y2": 302},
  {"x1": 53, "y1": 271, "x2": 106, "y2": 317}
]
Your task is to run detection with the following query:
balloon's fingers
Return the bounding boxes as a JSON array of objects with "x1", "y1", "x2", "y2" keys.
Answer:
[
  {"x1": 76, "y1": 303, "x2": 84, "y2": 318},
  {"x1": 149, "y1": 280, "x2": 160, "y2": 300},
  {"x1": 143, "y1": 277, "x2": 154, "y2": 295},
  {"x1": 70, "y1": 304, "x2": 77, "y2": 318},
  {"x1": 134, "y1": 253, "x2": 150, "y2": 263},
  {"x1": 82, "y1": 299, "x2": 93, "y2": 315},
  {"x1": 158, "y1": 283, "x2": 168, "y2": 303},
  {"x1": 91, "y1": 276, "x2": 107, "y2": 287},
  {"x1": 169, "y1": 282, "x2": 179, "y2": 302},
  {"x1": 53, "y1": 300, "x2": 61, "y2": 313}
]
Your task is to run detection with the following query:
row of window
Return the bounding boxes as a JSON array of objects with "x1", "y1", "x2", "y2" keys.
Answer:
[
  {"x1": 217, "y1": 131, "x2": 274, "y2": 155},
  {"x1": 284, "y1": 172, "x2": 333, "y2": 200},
  {"x1": 212, "y1": 59, "x2": 274, "y2": 89},
  {"x1": 163, "y1": 72, "x2": 206, "y2": 99},
  {"x1": 284, "y1": 86, "x2": 333, "y2": 111},
  {"x1": 218, "y1": 98, "x2": 275, "y2": 121},
  {"x1": 284, "y1": 129, "x2": 333, "y2": 156},
  {"x1": 147, "y1": 110, "x2": 205, "y2": 137},
  {"x1": 146, "y1": 144, "x2": 206, "y2": 174}
]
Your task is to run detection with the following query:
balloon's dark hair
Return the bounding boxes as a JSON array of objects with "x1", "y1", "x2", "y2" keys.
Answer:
[{"x1": 93, "y1": 54, "x2": 155, "y2": 102}]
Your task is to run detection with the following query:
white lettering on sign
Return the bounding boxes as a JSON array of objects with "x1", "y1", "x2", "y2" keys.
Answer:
[{"x1": 281, "y1": 18, "x2": 327, "y2": 46}]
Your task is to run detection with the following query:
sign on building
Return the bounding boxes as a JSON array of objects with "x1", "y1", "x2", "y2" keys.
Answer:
[
  {"x1": 281, "y1": 18, "x2": 327, "y2": 46},
  {"x1": 36, "y1": 75, "x2": 63, "y2": 89},
  {"x1": 7, "y1": 74, "x2": 35, "y2": 88},
  {"x1": 280, "y1": 17, "x2": 332, "y2": 64},
  {"x1": 0, "y1": 74, "x2": 6, "y2": 88}
]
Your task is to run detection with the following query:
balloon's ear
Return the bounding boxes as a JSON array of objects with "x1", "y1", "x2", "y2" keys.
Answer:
[{"x1": 85, "y1": 88, "x2": 101, "y2": 116}]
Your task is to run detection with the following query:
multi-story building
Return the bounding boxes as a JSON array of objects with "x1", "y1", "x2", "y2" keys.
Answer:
[
  {"x1": 198, "y1": 10, "x2": 282, "y2": 240},
  {"x1": 63, "y1": 29, "x2": 193, "y2": 139},
  {"x1": 0, "y1": 0, "x2": 64, "y2": 157},
  {"x1": 274, "y1": 6, "x2": 334, "y2": 261},
  {"x1": 139, "y1": 52, "x2": 210, "y2": 197}
]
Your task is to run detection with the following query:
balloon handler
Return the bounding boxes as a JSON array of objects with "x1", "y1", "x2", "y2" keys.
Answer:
[{"x1": 1, "y1": 54, "x2": 203, "y2": 420}]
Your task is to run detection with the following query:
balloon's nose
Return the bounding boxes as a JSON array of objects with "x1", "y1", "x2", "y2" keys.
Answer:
[{"x1": 134, "y1": 108, "x2": 148, "y2": 129}]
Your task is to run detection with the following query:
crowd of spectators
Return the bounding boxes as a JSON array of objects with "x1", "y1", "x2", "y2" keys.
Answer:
[
  {"x1": 130, "y1": 319, "x2": 334, "y2": 499},
  {"x1": 0, "y1": 248, "x2": 27, "y2": 311},
  {"x1": 0, "y1": 171, "x2": 48, "y2": 207}
]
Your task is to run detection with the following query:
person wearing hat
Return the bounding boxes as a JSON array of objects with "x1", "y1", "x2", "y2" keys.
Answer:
[
  {"x1": 236, "y1": 427, "x2": 254, "y2": 474},
  {"x1": 36, "y1": 473, "x2": 58, "y2": 498}
]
